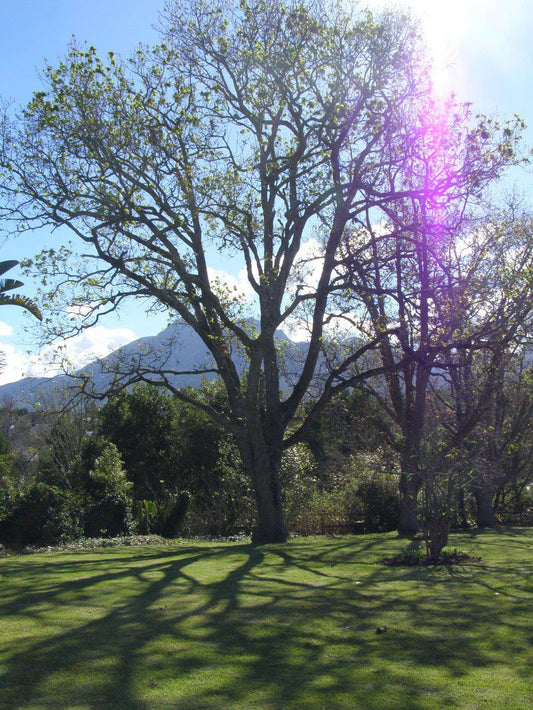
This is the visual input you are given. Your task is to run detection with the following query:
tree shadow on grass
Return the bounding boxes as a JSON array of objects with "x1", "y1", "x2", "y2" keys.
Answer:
[
  {"x1": 465, "y1": 526, "x2": 533, "y2": 537},
  {"x1": 0, "y1": 536, "x2": 532, "y2": 708}
]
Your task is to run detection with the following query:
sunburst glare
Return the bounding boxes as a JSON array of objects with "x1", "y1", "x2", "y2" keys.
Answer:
[{"x1": 368, "y1": 0, "x2": 529, "y2": 102}]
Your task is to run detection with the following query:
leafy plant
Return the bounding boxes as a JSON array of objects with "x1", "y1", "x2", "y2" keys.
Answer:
[
  {"x1": 0, "y1": 260, "x2": 41, "y2": 320},
  {"x1": 136, "y1": 499, "x2": 159, "y2": 534},
  {"x1": 88, "y1": 441, "x2": 132, "y2": 498}
]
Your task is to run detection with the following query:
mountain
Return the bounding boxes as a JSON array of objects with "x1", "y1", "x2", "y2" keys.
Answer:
[{"x1": 0, "y1": 320, "x2": 309, "y2": 409}]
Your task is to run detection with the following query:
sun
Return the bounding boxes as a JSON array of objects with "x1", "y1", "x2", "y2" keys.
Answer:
[
  {"x1": 369, "y1": 0, "x2": 472, "y2": 96},
  {"x1": 405, "y1": 0, "x2": 472, "y2": 93}
]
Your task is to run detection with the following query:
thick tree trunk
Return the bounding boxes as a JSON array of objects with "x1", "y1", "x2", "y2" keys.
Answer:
[
  {"x1": 398, "y1": 471, "x2": 422, "y2": 535},
  {"x1": 252, "y1": 462, "x2": 288, "y2": 543},
  {"x1": 236, "y1": 431, "x2": 288, "y2": 543},
  {"x1": 474, "y1": 486, "x2": 496, "y2": 527}
]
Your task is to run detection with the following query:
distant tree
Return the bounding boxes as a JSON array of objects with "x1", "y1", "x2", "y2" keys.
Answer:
[
  {"x1": 99, "y1": 383, "x2": 221, "y2": 501},
  {"x1": 0, "y1": 403, "x2": 44, "y2": 491},
  {"x1": 99, "y1": 385, "x2": 180, "y2": 500},
  {"x1": 0, "y1": 433, "x2": 18, "y2": 496},
  {"x1": 301, "y1": 389, "x2": 380, "y2": 462},
  {"x1": 39, "y1": 405, "x2": 99, "y2": 489},
  {"x1": 451, "y1": 345, "x2": 533, "y2": 526}
]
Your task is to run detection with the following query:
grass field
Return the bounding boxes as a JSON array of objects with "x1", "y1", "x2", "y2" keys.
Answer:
[{"x1": 0, "y1": 529, "x2": 532, "y2": 709}]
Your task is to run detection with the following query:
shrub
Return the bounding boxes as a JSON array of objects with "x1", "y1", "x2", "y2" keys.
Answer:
[
  {"x1": 159, "y1": 491, "x2": 191, "y2": 538},
  {"x1": 281, "y1": 444, "x2": 328, "y2": 534},
  {"x1": 0, "y1": 453, "x2": 19, "y2": 494},
  {"x1": 0, "y1": 488, "x2": 16, "y2": 526},
  {"x1": 181, "y1": 438, "x2": 255, "y2": 537},
  {"x1": 287, "y1": 487, "x2": 350, "y2": 535},
  {"x1": 84, "y1": 493, "x2": 135, "y2": 538},
  {"x1": 0, "y1": 483, "x2": 82, "y2": 545},
  {"x1": 88, "y1": 441, "x2": 132, "y2": 498},
  {"x1": 349, "y1": 471, "x2": 400, "y2": 532},
  {"x1": 134, "y1": 494, "x2": 191, "y2": 537},
  {"x1": 520, "y1": 484, "x2": 533, "y2": 525},
  {"x1": 282, "y1": 447, "x2": 400, "y2": 535}
]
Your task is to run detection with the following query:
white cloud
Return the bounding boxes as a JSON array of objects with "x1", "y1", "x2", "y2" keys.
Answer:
[
  {"x1": 284, "y1": 312, "x2": 365, "y2": 344},
  {"x1": 0, "y1": 322, "x2": 13, "y2": 337},
  {"x1": 0, "y1": 343, "x2": 33, "y2": 385},
  {"x1": 283, "y1": 316, "x2": 312, "y2": 342},
  {"x1": 47, "y1": 326, "x2": 138, "y2": 370},
  {"x1": 66, "y1": 304, "x2": 94, "y2": 319},
  {"x1": 207, "y1": 265, "x2": 256, "y2": 301},
  {"x1": 207, "y1": 238, "x2": 327, "y2": 320},
  {"x1": 0, "y1": 325, "x2": 137, "y2": 386},
  {"x1": 290, "y1": 238, "x2": 325, "y2": 294}
]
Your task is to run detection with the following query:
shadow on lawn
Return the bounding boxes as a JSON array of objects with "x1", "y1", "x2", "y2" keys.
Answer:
[{"x1": 0, "y1": 535, "x2": 531, "y2": 709}]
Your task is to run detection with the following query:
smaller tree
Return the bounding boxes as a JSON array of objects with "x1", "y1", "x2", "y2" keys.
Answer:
[
  {"x1": 99, "y1": 385, "x2": 188, "y2": 501},
  {"x1": 87, "y1": 441, "x2": 131, "y2": 499},
  {"x1": 77, "y1": 437, "x2": 134, "y2": 538},
  {"x1": 455, "y1": 348, "x2": 533, "y2": 526},
  {"x1": 419, "y1": 465, "x2": 468, "y2": 562}
]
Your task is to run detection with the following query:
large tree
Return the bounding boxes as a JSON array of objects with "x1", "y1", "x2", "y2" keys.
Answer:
[{"x1": 0, "y1": 0, "x2": 522, "y2": 541}]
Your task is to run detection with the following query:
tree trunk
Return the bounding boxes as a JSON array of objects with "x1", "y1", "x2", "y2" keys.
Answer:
[
  {"x1": 236, "y1": 431, "x2": 288, "y2": 543},
  {"x1": 252, "y1": 461, "x2": 288, "y2": 543},
  {"x1": 398, "y1": 471, "x2": 422, "y2": 535},
  {"x1": 425, "y1": 521, "x2": 449, "y2": 563},
  {"x1": 474, "y1": 487, "x2": 496, "y2": 527},
  {"x1": 457, "y1": 488, "x2": 469, "y2": 529}
]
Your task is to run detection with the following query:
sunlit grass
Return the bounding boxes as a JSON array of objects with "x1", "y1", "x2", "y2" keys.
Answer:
[{"x1": 1, "y1": 529, "x2": 532, "y2": 709}]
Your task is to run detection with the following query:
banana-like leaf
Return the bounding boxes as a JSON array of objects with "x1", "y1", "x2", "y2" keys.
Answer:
[
  {"x1": 0, "y1": 294, "x2": 42, "y2": 321},
  {"x1": 0, "y1": 260, "x2": 20, "y2": 277},
  {"x1": 0, "y1": 260, "x2": 42, "y2": 320},
  {"x1": 0, "y1": 278, "x2": 25, "y2": 294}
]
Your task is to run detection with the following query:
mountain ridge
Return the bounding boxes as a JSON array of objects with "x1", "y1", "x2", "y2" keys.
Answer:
[{"x1": 0, "y1": 319, "x2": 309, "y2": 409}]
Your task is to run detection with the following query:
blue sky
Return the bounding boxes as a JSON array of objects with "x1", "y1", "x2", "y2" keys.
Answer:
[{"x1": 0, "y1": 0, "x2": 532, "y2": 384}]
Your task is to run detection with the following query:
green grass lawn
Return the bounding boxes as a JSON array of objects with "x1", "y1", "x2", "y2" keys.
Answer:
[{"x1": 0, "y1": 529, "x2": 532, "y2": 709}]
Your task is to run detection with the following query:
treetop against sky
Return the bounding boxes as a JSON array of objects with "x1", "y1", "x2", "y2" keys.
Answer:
[{"x1": 0, "y1": 0, "x2": 531, "y2": 385}]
